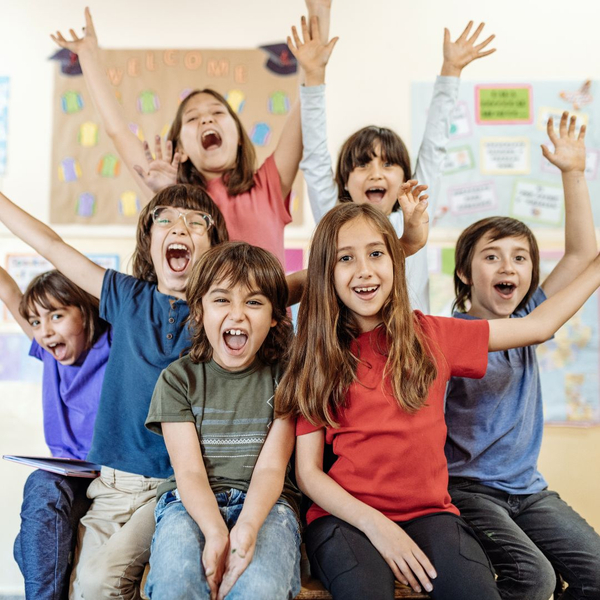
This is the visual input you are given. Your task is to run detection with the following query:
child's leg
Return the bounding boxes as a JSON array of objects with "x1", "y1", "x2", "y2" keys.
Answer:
[
  {"x1": 450, "y1": 480, "x2": 556, "y2": 600},
  {"x1": 304, "y1": 515, "x2": 396, "y2": 600},
  {"x1": 13, "y1": 470, "x2": 91, "y2": 600},
  {"x1": 511, "y1": 489, "x2": 600, "y2": 600},
  {"x1": 226, "y1": 500, "x2": 301, "y2": 599},
  {"x1": 401, "y1": 512, "x2": 500, "y2": 600},
  {"x1": 145, "y1": 490, "x2": 211, "y2": 600},
  {"x1": 71, "y1": 467, "x2": 162, "y2": 600}
]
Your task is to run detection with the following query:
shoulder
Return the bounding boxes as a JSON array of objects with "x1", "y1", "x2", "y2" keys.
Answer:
[{"x1": 516, "y1": 287, "x2": 547, "y2": 317}]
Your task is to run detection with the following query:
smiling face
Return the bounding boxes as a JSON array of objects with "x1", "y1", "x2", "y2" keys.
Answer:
[
  {"x1": 150, "y1": 207, "x2": 213, "y2": 299},
  {"x1": 333, "y1": 216, "x2": 394, "y2": 333},
  {"x1": 345, "y1": 144, "x2": 405, "y2": 216},
  {"x1": 177, "y1": 92, "x2": 240, "y2": 180},
  {"x1": 201, "y1": 278, "x2": 276, "y2": 371},
  {"x1": 28, "y1": 302, "x2": 87, "y2": 365},
  {"x1": 462, "y1": 233, "x2": 534, "y2": 320}
]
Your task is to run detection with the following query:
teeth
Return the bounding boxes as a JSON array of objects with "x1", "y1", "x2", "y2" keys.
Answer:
[
  {"x1": 225, "y1": 330, "x2": 244, "y2": 335},
  {"x1": 202, "y1": 129, "x2": 217, "y2": 139},
  {"x1": 367, "y1": 188, "x2": 385, "y2": 193},
  {"x1": 49, "y1": 343, "x2": 57, "y2": 348},
  {"x1": 168, "y1": 243, "x2": 188, "y2": 251},
  {"x1": 356, "y1": 286, "x2": 378, "y2": 292}
]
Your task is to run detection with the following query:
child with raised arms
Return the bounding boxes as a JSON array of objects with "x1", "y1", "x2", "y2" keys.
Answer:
[
  {"x1": 145, "y1": 242, "x2": 300, "y2": 600},
  {"x1": 290, "y1": 2, "x2": 495, "y2": 311},
  {"x1": 0, "y1": 184, "x2": 228, "y2": 598},
  {"x1": 1, "y1": 268, "x2": 109, "y2": 600},
  {"x1": 445, "y1": 114, "x2": 600, "y2": 599},
  {"x1": 276, "y1": 201, "x2": 600, "y2": 599},
  {"x1": 51, "y1": 6, "x2": 327, "y2": 266}
]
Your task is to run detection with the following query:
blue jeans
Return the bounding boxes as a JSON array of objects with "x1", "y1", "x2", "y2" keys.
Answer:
[
  {"x1": 13, "y1": 470, "x2": 92, "y2": 600},
  {"x1": 146, "y1": 488, "x2": 301, "y2": 599},
  {"x1": 449, "y1": 479, "x2": 600, "y2": 600}
]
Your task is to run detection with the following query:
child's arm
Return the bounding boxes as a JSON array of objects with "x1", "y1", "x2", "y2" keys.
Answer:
[
  {"x1": 488, "y1": 253, "x2": 600, "y2": 351},
  {"x1": 397, "y1": 181, "x2": 429, "y2": 257},
  {"x1": 0, "y1": 192, "x2": 105, "y2": 299},
  {"x1": 51, "y1": 9, "x2": 164, "y2": 200},
  {"x1": 540, "y1": 113, "x2": 596, "y2": 297},
  {"x1": 216, "y1": 417, "x2": 295, "y2": 599},
  {"x1": 414, "y1": 22, "x2": 495, "y2": 219},
  {"x1": 0, "y1": 266, "x2": 32, "y2": 338},
  {"x1": 296, "y1": 429, "x2": 437, "y2": 594},
  {"x1": 162, "y1": 422, "x2": 229, "y2": 599},
  {"x1": 286, "y1": 269, "x2": 307, "y2": 306}
]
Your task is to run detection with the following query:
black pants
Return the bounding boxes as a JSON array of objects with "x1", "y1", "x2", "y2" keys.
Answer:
[{"x1": 305, "y1": 513, "x2": 501, "y2": 600}]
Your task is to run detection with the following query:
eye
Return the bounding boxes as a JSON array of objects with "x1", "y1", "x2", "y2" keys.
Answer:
[
  {"x1": 185, "y1": 115, "x2": 197, "y2": 123},
  {"x1": 370, "y1": 250, "x2": 384, "y2": 258},
  {"x1": 51, "y1": 313, "x2": 63, "y2": 321},
  {"x1": 214, "y1": 298, "x2": 229, "y2": 304},
  {"x1": 247, "y1": 299, "x2": 263, "y2": 306},
  {"x1": 383, "y1": 162, "x2": 394, "y2": 168},
  {"x1": 515, "y1": 255, "x2": 527, "y2": 262},
  {"x1": 29, "y1": 318, "x2": 40, "y2": 327},
  {"x1": 338, "y1": 254, "x2": 353, "y2": 262},
  {"x1": 484, "y1": 254, "x2": 498, "y2": 261}
]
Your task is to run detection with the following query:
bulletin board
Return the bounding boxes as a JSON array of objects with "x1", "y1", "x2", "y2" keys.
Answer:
[
  {"x1": 49, "y1": 46, "x2": 303, "y2": 226},
  {"x1": 413, "y1": 80, "x2": 600, "y2": 425}
]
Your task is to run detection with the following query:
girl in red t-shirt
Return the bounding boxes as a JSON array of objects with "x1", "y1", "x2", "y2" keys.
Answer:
[{"x1": 276, "y1": 202, "x2": 600, "y2": 599}]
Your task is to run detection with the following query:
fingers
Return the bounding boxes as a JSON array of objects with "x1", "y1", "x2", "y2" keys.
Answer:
[
  {"x1": 567, "y1": 114, "x2": 577, "y2": 138},
  {"x1": 172, "y1": 152, "x2": 181, "y2": 170},
  {"x1": 291, "y1": 24, "x2": 302, "y2": 49},
  {"x1": 457, "y1": 20, "x2": 473, "y2": 43},
  {"x1": 559, "y1": 111, "x2": 568, "y2": 137},
  {"x1": 301, "y1": 15, "x2": 310, "y2": 43},
  {"x1": 474, "y1": 48, "x2": 496, "y2": 60},
  {"x1": 309, "y1": 15, "x2": 321, "y2": 42},
  {"x1": 325, "y1": 36, "x2": 339, "y2": 57},
  {"x1": 154, "y1": 135, "x2": 164, "y2": 161},
  {"x1": 475, "y1": 34, "x2": 495, "y2": 52},
  {"x1": 443, "y1": 27, "x2": 450, "y2": 45},
  {"x1": 467, "y1": 22, "x2": 485, "y2": 45},
  {"x1": 578, "y1": 123, "x2": 587, "y2": 141},
  {"x1": 540, "y1": 144, "x2": 552, "y2": 162},
  {"x1": 84, "y1": 6, "x2": 96, "y2": 36},
  {"x1": 402, "y1": 554, "x2": 433, "y2": 593},
  {"x1": 546, "y1": 116, "x2": 558, "y2": 146},
  {"x1": 133, "y1": 164, "x2": 148, "y2": 182},
  {"x1": 143, "y1": 141, "x2": 154, "y2": 164}
]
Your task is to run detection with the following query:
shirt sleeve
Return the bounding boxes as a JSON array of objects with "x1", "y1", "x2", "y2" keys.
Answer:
[
  {"x1": 255, "y1": 154, "x2": 293, "y2": 226},
  {"x1": 412, "y1": 76, "x2": 459, "y2": 218},
  {"x1": 100, "y1": 269, "x2": 137, "y2": 324},
  {"x1": 299, "y1": 85, "x2": 338, "y2": 223},
  {"x1": 296, "y1": 414, "x2": 324, "y2": 436},
  {"x1": 145, "y1": 364, "x2": 196, "y2": 435},
  {"x1": 28, "y1": 338, "x2": 44, "y2": 361},
  {"x1": 418, "y1": 313, "x2": 489, "y2": 379}
]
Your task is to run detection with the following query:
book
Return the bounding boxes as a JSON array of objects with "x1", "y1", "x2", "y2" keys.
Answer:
[{"x1": 3, "y1": 455, "x2": 101, "y2": 478}]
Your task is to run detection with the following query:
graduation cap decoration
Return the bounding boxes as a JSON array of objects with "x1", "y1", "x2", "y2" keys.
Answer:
[
  {"x1": 49, "y1": 48, "x2": 83, "y2": 76},
  {"x1": 259, "y1": 43, "x2": 297, "y2": 76}
]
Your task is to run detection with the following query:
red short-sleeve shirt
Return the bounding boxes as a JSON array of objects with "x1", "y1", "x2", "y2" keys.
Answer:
[{"x1": 297, "y1": 313, "x2": 489, "y2": 524}]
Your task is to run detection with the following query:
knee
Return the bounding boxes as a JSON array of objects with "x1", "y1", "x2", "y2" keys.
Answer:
[
  {"x1": 77, "y1": 551, "x2": 131, "y2": 599},
  {"x1": 505, "y1": 556, "x2": 555, "y2": 600}
]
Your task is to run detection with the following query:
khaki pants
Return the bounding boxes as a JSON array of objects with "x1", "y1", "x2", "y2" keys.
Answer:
[{"x1": 70, "y1": 467, "x2": 164, "y2": 600}]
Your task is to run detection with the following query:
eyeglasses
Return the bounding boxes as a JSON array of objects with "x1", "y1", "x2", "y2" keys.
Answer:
[{"x1": 152, "y1": 206, "x2": 214, "y2": 233}]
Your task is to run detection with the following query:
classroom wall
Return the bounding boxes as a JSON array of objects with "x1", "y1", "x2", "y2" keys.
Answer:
[{"x1": 1, "y1": 0, "x2": 600, "y2": 593}]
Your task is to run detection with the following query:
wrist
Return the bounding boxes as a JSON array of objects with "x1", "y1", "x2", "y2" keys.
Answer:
[
  {"x1": 440, "y1": 62, "x2": 462, "y2": 77},
  {"x1": 304, "y1": 68, "x2": 326, "y2": 87},
  {"x1": 561, "y1": 169, "x2": 585, "y2": 178}
]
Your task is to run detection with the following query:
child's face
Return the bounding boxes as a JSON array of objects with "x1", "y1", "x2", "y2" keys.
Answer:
[
  {"x1": 462, "y1": 233, "x2": 533, "y2": 320},
  {"x1": 150, "y1": 206, "x2": 213, "y2": 299},
  {"x1": 201, "y1": 278, "x2": 276, "y2": 371},
  {"x1": 178, "y1": 93, "x2": 239, "y2": 179},
  {"x1": 28, "y1": 302, "x2": 87, "y2": 365},
  {"x1": 334, "y1": 217, "x2": 393, "y2": 333},
  {"x1": 346, "y1": 144, "x2": 405, "y2": 216}
]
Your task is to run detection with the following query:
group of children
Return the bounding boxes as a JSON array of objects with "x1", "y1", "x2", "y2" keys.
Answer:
[{"x1": 2, "y1": 1, "x2": 600, "y2": 599}]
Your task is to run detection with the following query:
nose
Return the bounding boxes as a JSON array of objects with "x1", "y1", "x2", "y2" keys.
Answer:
[
  {"x1": 40, "y1": 319, "x2": 54, "y2": 338},
  {"x1": 201, "y1": 114, "x2": 214, "y2": 125},
  {"x1": 356, "y1": 255, "x2": 373, "y2": 279},
  {"x1": 228, "y1": 301, "x2": 245, "y2": 322},
  {"x1": 499, "y1": 257, "x2": 515, "y2": 274},
  {"x1": 368, "y1": 162, "x2": 383, "y2": 179},
  {"x1": 170, "y1": 214, "x2": 191, "y2": 235}
]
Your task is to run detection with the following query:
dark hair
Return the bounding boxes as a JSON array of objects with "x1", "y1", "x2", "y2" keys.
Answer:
[
  {"x1": 168, "y1": 89, "x2": 257, "y2": 196},
  {"x1": 335, "y1": 126, "x2": 411, "y2": 212},
  {"x1": 19, "y1": 270, "x2": 107, "y2": 350},
  {"x1": 186, "y1": 242, "x2": 292, "y2": 365},
  {"x1": 453, "y1": 216, "x2": 540, "y2": 313},
  {"x1": 132, "y1": 183, "x2": 229, "y2": 283}
]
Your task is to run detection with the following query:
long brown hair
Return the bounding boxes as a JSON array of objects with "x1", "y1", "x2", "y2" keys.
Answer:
[
  {"x1": 276, "y1": 203, "x2": 436, "y2": 427},
  {"x1": 186, "y1": 242, "x2": 292, "y2": 365},
  {"x1": 453, "y1": 216, "x2": 540, "y2": 313},
  {"x1": 132, "y1": 183, "x2": 229, "y2": 283},
  {"x1": 335, "y1": 126, "x2": 411, "y2": 212},
  {"x1": 168, "y1": 89, "x2": 257, "y2": 196},
  {"x1": 19, "y1": 270, "x2": 108, "y2": 350}
]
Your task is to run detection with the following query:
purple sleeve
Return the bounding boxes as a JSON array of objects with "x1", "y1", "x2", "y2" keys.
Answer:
[{"x1": 29, "y1": 338, "x2": 44, "y2": 362}]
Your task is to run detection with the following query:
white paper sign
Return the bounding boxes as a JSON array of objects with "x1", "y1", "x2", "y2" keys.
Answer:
[
  {"x1": 443, "y1": 146, "x2": 474, "y2": 175},
  {"x1": 511, "y1": 181, "x2": 564, "y2": 225},
  {"x1": 449, "y1": 101, "x2": 472, "y2": 139},
  {"x1": 481, "y1": 137, "x2": 530, "y2": 174},
  {"x1": 448, "y1": 181, "x2": 497, "y2": 216}
]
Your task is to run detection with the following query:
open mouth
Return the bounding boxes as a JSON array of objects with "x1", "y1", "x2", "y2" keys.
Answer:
[
  {"x1": 48, "y1": 342, "x2": 68, "y2": 362},
  {"x1": 494, "y1": 282, "x2": 516, "y2": 298},
  {"x1": 223, "y1": 329, "x2": 248, "y2": 353},
  {"x1": 166, "y1": 243, "x2": 191, "y2": 273},
  {"x1": 365, "y1": 188, "x2": 386, "y2": 202},
  {"x1": 201, "y1": 129, "x2": 222, "y2": 150},
  {"x1": 353, "y1": 285, "x2": 379, "y2": 299}
]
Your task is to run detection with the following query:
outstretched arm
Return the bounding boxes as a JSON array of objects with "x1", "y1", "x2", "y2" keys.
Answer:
[
  {"x1": 0, "y1": 192, "x2": 105, "y2": 298},
  {"x1": 540, "y1": 112, "x2": 596, "y2": 297},
  {"x1": 51, "y1": 9, "x2": 158, "y2": 199},
  {"x1": 397, "y1": 181, "x2": 429, "y2": 257},
  {"x1": 296, "y1": 429, "x2": 436, "y2": 594},
  {"x1": 0, "y1": 267, "x2": 32, "y2": 338},
  {"x1": 488, "y1": 253, "x2": 600, "y2": 351},
  {"x1": 217, "y1": 417, "x2": 295, "y2": 599}
]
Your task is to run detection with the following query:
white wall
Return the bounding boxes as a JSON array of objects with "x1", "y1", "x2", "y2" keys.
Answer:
[{"x1": 1, "y1": 0, "x2": 600, "y2": 593}]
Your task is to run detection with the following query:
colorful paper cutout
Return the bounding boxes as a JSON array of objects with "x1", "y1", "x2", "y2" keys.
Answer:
[
  {"x1": 249, "y1": 122, "x2": 271, "y2": 146},
  {"x1": 226, "y1": 89, "x2": 246, "y2": 114},
  {"x1": 137, "y1": 90, "x2": 160, "y2": 114},
  {"x1": 560, "y1": 80, "x2": 593, "y2": 111},
  {"x1": 78, "y1": 122, "x2": 99, "y2": 147},
  {"x1": 284, "y1": 248, "x2": 304, "y2": 274},
  {"x1": 61, "y1": 90, "x2": 84, "y2": 114},
  {"x1": 480, "y1": 137, "x2": 530, "y2": 175},
  {"x1": 97, "y1": 153, "x2": 120, "y2": 178},
  {"x1": 259, "y1": 44, "x2": 297, "y2": 76},
  {"x1": 268, "y1": 91, "x2": 290, "y2": 115},
  {"x1": 475, "y1": 85, "x2": 533, "y2": 125},
  {"x1": 443, "y1": 146, "x2": 474, "y2": 175},
  {"x1": 76, "y1": 192, "x2": 96, "y2": 217},
  {"x1": 128, "y1": 123, "x2": 145, "y2": 142},
  {"x1": 58, "y1": 157, "x2": 82, "y2": 182},
  {"x1": 119, "y1": 190, "x2": 140, "y2": 217},
  {"x1": 49, "y1": 48, "x2": 83, "y2": 76}
]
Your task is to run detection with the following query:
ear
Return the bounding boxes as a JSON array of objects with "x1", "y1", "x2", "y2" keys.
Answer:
[
  {"x1": 456, "y1": 270, "x2": 471, "y2": 286},
  {"x1": 179, "y1": 149, "x2": 189, "y2": 163},
  {"x1": 270, "y1": 318, "x2": 277, "y2": 328}
]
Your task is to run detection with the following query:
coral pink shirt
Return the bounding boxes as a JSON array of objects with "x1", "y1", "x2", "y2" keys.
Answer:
[
  {"x1": 297, "y1": 313, "x2": 489, "y2": 524},
  {"x1": 206, "y1": 154, "x2": 292, "y2": 265}
]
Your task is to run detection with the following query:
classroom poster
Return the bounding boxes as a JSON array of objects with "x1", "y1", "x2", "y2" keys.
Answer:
[{"x1": 50, "y1": 46, "x2": 303, "y2": 226}]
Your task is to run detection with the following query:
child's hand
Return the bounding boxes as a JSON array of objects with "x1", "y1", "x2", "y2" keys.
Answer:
[
  {"x1": 50, "y1": 7, "x2": 99, "y2": 57},
  {"x1": 541, "y1": 112, "x2": 586, "y2": 174},
  {"x1": 216, "y1": 521, "x2": 258, "y2": 600},
  {"x1": 441, "y1": 21, "x2": 495, "y2": 77},
  {"x1": 365, "y1": 512, "x2": 436, "y2": 594},
  {"x1": 398, "y1": 180, "x2": 429, "y2": 257},
  {"x1": 287, "y1": 15, "x2": 339, "y2": 87},
  {"x1": 133, "y1": 136, "x2": 180, "y2": 193},
  {"x1": 203, "y1": 532, "x2": 229, "y2": 600}
]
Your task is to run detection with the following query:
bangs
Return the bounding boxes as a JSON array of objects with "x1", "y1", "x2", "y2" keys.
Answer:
[
  {"x1": 346, "y1": 128, "x2": 408, "y2": 170},
  {"x1": 23, "y1": 290, "x2": 63, "y2": 318}
]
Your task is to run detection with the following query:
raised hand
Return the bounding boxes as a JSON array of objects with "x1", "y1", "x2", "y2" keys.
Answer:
[
  {"x1": 542, "y1": 112, "x2": 586, "y2": 174},
  {"x1": 287, "y1": 15, "x2": 338, "y2": 86},
  {"x1": 397, "y1": 180, "x2": 429, "y2": 256},
  {"x1": 202, "y1": 532, "x2": 229, "y2": 600},
  {"x1": 216, "y1": 521, "x2": 257, "y2": 600},
  {"x1": 441, "y1": 21, "x2": 496, "y2": 77},
  {"x1": 50, "y1": 7, "x2": 99, "y2": 57},
  {"x1": 364, "y1": 512, "x2": 436, "y2": 594},
  {"x1": 133, "y1": 136, "x2": 180, "y2": 193}
]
